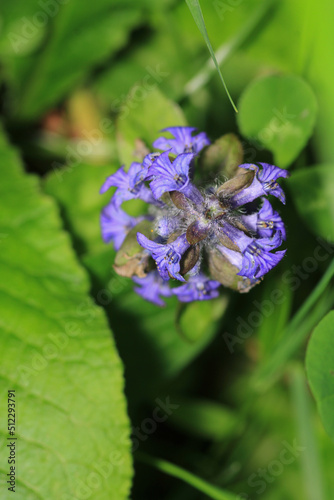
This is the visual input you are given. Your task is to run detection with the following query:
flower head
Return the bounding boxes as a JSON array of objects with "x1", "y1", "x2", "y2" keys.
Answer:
[
  {"x1": 153, "y1": 126, "x2": 210, "y2": 155},
  {"x1": 100, "y1": 126, "x2": 289, "y2": 304}
]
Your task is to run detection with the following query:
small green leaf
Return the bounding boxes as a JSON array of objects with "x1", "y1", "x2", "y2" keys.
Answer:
[
  {"x1": 168, "y1": 397, "x2": 242, "y2": 441},
  {"x1": 185, "y1": 0, "x2": 238, "y2": 112},
  {"x1": 176, "y1": 297, "x2": 228, "y2": 343},
  {"x1": 116, "y1": 87, "x2": 187, "y2": 166},
  {"x1": 136, "y1": 452, "x2": 242, "y2": 500},
  {"x1": 306, "y1": 311, "x2": 334, "y2": 442},
  {"x1": 0, "y1": 128, "x2": 132, "y2": 499},
  {"x1": 237, "y1": 74, "x2": 318, "y2": 167},
  {"x1": 289, "y1": 165, "x2": 334, "y2": 243}
]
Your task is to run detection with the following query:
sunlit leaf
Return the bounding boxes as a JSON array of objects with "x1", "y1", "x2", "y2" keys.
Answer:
[
  {"x1": 237, "y1": 75, "x2": 317, "y2": 167},
  {"x1": 0, "y1": 128, "x2": 132, "y2": 499}
]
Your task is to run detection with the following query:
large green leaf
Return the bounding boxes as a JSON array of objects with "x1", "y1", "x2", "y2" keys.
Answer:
[
  {"x1": 306, "y1": 311, "x2": 334, "y2": 442},
  {"x1": 289, "y1": 165, "x2": 334, "y2": 243},
  {"x1": 0, "y1": 129, "x2": 132, "y2": 498},
  {"x1": 237, "y1": 74, "x2": 317, "y2": 167}
]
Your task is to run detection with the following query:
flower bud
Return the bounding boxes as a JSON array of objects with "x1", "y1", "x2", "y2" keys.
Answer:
[
  {"x1": 186, "y1": 220, "x2": 210, "y2": 244},
  {"x1": 208, "y1": 249, "x2": 256, "y2": 293},
  {"x1": 114, "y1": 220, "x2": 154, "y2": 278},
  {"x1": 180, "y1": 245, "x2": 200, "y2": 275}
]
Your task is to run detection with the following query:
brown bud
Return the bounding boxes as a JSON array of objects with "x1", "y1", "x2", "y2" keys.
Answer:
[
  {"x1": 180, "y1": 245, "x2": 200, "y2": 276},
  {"x1": 186, "y1": 220, "x2": 210, "y2": 244},
  {"x1": 113, "y1": 220, "x2": 154, "y2": 278},
  {"x1": 216, "y1": 170, "x2": 254, "y2": 198},
  {"x1": 170, "y1": 190, "x2": 190, "y2": 210},
  {"x1": 208, "y1": 249, "x2": 258, "y2": 293},
  {"x1": 216, "y1": 229, "x2": 240, "y2": 252}
]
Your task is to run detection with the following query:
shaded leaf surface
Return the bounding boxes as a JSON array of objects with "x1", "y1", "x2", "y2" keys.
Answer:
[
  {"x1": 0, "y1": 130, "x2": 132, "y2": 499},
  {"x1": 289, "y1": 165, "x2": 334, "y2": 243},
  {"x1": 306, "y1": 311, "x2": 334, "y2": 442}
]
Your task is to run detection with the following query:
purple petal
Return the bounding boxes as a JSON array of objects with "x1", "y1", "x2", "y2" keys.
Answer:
[
  {"x1": 100, "y1": 201, "x2": 139, "y2": 249},
  {"x1": 133, "y1": 271, "x2": 173, "y2": 306},
  {"x1": 173, "y1": 273, "x2": 220, "y2": 302},
  {"x1": 100, "y1": 166, "x2": 128, "y2": 194},
  {"x1": 153, "y1": 127, "x2": 210, "y2": 155}
]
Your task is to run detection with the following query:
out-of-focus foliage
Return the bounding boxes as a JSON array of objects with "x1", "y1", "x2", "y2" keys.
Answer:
[{"x1": 1, "y1": 0, "x2": 334, "y2": 499}]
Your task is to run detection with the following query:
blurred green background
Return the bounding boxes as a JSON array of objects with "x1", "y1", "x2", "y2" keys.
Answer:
[{"x1": 1, "y1": 0, "x2": 334, "y2": 499}]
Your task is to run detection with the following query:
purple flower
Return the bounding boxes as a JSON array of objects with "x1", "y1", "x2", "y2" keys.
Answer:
[
  {"x1": 231, "y1": 163, "x2": 289, "y2": 207},
  {"x1": 101, "y1": 201, "x2": 143, "y2": 250},
  {"x1": 242, "y1": 199, "x2": 286, "y2": 240},
  {"x1": 219, "y1": 223, "x2": 286, "y2": 279},
  {"x1": 100, "y1": 162, "x2": 154, "y2": 206},
  {"x1": 137, "y1": 232, "x2": 190, "y2": 281},
  {"x1": 149, "y1": 151, "x2": 203, "y2": 203},
  {"x1": 133, "y1": 271, "x2": 173, "y2": 306},
  {"x1": 173, "y1": 274, "x2": 220, "y2": 302},
  {"x1": 153, "y1": 126, "x2": 210, "y2": 155},
  {"x1": 101, "y1": 126, "x2": 289, "y2": 302},
  {"x1": 239, "y1": 234, "x2": 286, "y2": 279}
]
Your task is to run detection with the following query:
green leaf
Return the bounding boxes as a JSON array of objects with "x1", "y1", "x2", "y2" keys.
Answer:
[
  {"x1": 0, "y1": 129, "x2": 132, "y2": 498},
  {"x1": 237, "y1": 74, "x2": 318, "y2": 167},
  {"x1": 45, "y1": 162, "x2": 114, "y2": 255},
  {"x1": 168, "y1": 397, "x2": 242, "y2": 441},
  {"x1": 289, "y1": 165, "x2": 334, "y2": 243},
  {"x1": 185, "y1": 0, "x2": 237, "y2": 112},
  {"x1": 306, "y1": 310, "x2": 334, "y2": 442},
  {"x1": 252, "y1": 259, "x2": 334, "y2": 391},
  {"x1": 290, "y1": 365, "x2": 325, "y2": 500},
  {"x1": 136, "y1": 452, "x2": 241, "y2": 500},
  {"x1": 116, "y1": 86, "x2": 187, "y2": 166}
]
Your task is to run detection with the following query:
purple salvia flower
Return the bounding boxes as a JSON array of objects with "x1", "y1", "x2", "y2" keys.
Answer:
[
  {"x1": 101, "y1": 126, "x2": 289, "y2": 303},
  {"x1": 133, "y1": 271, "x2": 173, "y2": 306},
  {"x1": 137, "y1": 232, "x2": 190, "y2": 281},
  {"x1": 239, "y1": 235, "x2": 286, "y2": 279},
  {"x1": 172, "y1": 274, "x2": 220, "y2": 302},
  {"x1": 220, "y1": 222, "x2": 285, "y2": 279},
  {"x1": 100, "y1": 200, "x2": 142, "y2": 250},
  {"x1": 231, "y1": 163, "x2": 290, "y2": 207},
  {"x1": 149, "y1": 151, "x2": 203, "y2": 203},
  {"x1": 242, "y1": 198, "x2": 286, "y2": 240},
  {"x1": 100, "y1": 162, "x2": 154, "y2": 206},
  {"x1": 153, "y1": 126, "x2": 210, "y2": 155}
]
